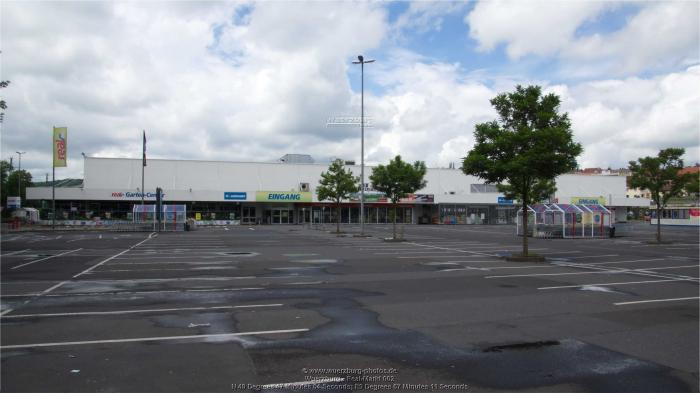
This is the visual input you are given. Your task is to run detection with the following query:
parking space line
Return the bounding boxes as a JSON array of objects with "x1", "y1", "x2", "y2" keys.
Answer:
[
  {"x1": 1, "y1": 249, "x2": 29, "y2": 256},
  {"x1": 73, "y1": 234, "x2": 155, "y2": 278},
  {"x1": 614, "y1": 297, "x2": 700, "y2": 306},
  {"x1": 1, "y1": 303, "x2": 283, "y2": 319},
  {"x1": 538, "y1": 279, "x2": 695, "y2": 290},
  {"x1": 10, "y1": 249, "x2": 83, "y2": 270},
  {"x1": 0, "y1": 328, "x2": 310, "y2": 349}
]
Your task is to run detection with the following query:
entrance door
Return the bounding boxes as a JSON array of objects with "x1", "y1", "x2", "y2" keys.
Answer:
[{"x1": 242, "y1": 206, "x2": 256, "y2": 224}]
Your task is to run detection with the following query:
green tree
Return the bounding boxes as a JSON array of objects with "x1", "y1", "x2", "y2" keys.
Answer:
[
  {"x1": 462, "y1": 85, "x2": 582, "y2": 256},
  {"x1": 628, "y1": 148, "x2": 688, "y2": 242},
  {"x1": 316, "y1": 159, "x2": 359, "y2": 234},
  {"x1": 0, "y1": 80, "x2": 9, "y2": 123},
  {"x1": 0, "y1": 159, "x2": 13, "y2": 208},
  {"x1": 5, "y1": 170, "x2": 33, "y2": 203},
  {"x1": 684, "y1": 170, "x2": 699, "y2": 197},
  {"x1": 370, "y1": 155, "x2": 427, "y2": 240}
]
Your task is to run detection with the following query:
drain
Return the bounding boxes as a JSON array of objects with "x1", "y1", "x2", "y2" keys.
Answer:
[{"x1": 483, "y1": 340, "x2": 560, "y2": 353}]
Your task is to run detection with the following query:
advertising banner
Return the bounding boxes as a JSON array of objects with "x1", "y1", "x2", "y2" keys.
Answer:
[
  {"x1": 571, "y1": 196, "x2": 607, "y2": 205},
  {"x1": 7, "y1": 196, "x2": 21, "y2": 209},
  {"x1": 256, "y1": 191, "x2": 312, "y2": 202},
  {"x1": 53, "y1": 127, "x2": 68, "y2": 167},
  {"x1": 497, "y1": 196, "x2": 514, "y2": 204}
]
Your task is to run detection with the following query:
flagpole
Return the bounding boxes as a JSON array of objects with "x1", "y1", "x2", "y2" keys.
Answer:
[
  {"x1": 141, "y1": 130, "x2": 145, "y2": 224},
  {"x1": 52, "y1": 126, "x2": 56, "y2": 230}
]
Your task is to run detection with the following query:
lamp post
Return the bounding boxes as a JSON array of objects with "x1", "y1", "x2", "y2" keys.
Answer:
[
  {"x1": 16, "y1": 151, "x2": 25, "y2": 203},
  {"x1": 352, "y1": 55, "x2": 374, "y2": 235}
]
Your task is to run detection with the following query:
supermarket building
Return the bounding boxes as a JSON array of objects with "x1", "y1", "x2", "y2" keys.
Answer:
[{"x1": 26, "y1": 156, "x2": 650, "y2": 225}]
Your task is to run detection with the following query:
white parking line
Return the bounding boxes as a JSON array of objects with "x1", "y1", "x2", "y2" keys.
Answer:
[
  {"x1": 538, "y1": 279, "x2": 695, "y2": 290},
  {"x1": 10, "y1": 249, "x2": 82, "y2": 270},
  {"x1": 0, "y1": 328, "x2": 309, "y2": 349},
  {"x1": 73, "y1": 235, "x2": 155, "y2": 278},
  {"x1": 614, "y1": 297, "x2": 700, "y2": 306},
  {"x1": 561, "y1": 254, "x2": 619, "y2": 259},
  {"x1": 1, "y1": 249, "x2": 29, "y2": 256},
  {"x1": 1, "y1": 287, "x2": 264, "y2": 298},
  {"x1": 1, "y1": 303, "x2": 283, "y2": 319}
]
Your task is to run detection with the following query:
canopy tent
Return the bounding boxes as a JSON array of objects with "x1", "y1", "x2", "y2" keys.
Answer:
[{"x1": 517, "y1": 203, "x2": 612, "y2": 238}]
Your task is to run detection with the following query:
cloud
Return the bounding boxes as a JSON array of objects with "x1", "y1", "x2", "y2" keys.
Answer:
[
  {"x1": 466, "y1": 1, "x2": 699, "y2": 76},
  {"x1": 0, "y1": 0, "x2": 697, "y2": 184},
  {"x1": 466, "y1": 0, "x2": 609, "y2": 59},
  {"x1": 1, "y1": 1, "x2": 388, "y2": 177}
]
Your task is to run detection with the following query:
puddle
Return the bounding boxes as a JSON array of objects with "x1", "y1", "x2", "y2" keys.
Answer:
[
  {"x1": 291, "y1": 259, "x2": 339, "y2": 264},
  {"x1": 215, "y1": 252, "x2": 259, "y2": 257}
]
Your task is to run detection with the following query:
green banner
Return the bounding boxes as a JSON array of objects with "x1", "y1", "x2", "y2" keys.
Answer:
[{"x1": 256, "y1": 191, "x2": 312, "y2": 202}]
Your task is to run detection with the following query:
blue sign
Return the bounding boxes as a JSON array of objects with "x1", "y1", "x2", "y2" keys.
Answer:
[
  {"x1": 497, "y1": 197, "x2": 513, "y2": 204},
  {"x1": 224, "y1": 192, "x2": 247, "y2": 200}
]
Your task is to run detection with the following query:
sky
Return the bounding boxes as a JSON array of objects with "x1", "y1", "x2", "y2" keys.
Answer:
[{"x1": 1, "y1": 0, "x2": 699, "y2": 181}]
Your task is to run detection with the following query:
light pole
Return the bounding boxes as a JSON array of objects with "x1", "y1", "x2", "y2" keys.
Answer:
[
  {"x1": 16, "y1": 151, "x2": 25, "y2": 202},
  {"x1": 352, "y1": 55, "x2": 374, "y2": 235}
]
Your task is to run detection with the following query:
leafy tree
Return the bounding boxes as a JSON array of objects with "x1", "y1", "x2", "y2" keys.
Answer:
[
  {"x1": 316, "y1": 159, "x2": 359, "y2": 234},
  {"x1": 629, "y1": 148, "x2": 688, "y2": 242},
  {"x1": 462, "y1": 85, "x2": 582, "y2": 256},
  {"x1": 5, "y1": 170, "x2": 33, "y2": 203},
  {"x1": 0, "y1": 160, "x2": 13, "y2": 208},
  {"x1": 684, "y1": 170, "x2": 699, "y2": 197},
  {"x1": 370, "y1": 155, "x2": 427, "y2": 240},
  {"x1": 0, "y1": 80, "x2": 9, "y2": 123}
]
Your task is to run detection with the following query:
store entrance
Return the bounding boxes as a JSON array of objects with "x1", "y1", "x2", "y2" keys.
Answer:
[{"x1": 269, "y1": 208, "x2": 294, "y2": 224}]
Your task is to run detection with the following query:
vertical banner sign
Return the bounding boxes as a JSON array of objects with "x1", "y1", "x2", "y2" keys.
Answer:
[{"x1": 53, "y1": 127, "x2": 68, "y2": 167}]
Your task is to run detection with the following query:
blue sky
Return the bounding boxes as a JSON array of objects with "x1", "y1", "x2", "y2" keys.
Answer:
[{"x1": 1, "y1": 1, "x2": 699, "y2": 179}]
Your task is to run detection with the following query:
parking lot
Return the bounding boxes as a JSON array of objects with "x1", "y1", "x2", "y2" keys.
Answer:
[{"x1": 1, "y1": 223, "x2": 698, "y2": 392}]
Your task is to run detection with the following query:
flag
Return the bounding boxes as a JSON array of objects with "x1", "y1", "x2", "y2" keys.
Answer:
[
  {"x1": 53, "y1": 127, "x2": 68, "y2": 167},
  {"x1": 142, "y1": 130, "x2": 147, "y2": 167}
]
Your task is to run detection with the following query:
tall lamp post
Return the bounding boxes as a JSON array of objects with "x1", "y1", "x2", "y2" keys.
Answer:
[
  {"x1": 16, "y1": 151, "x2": 26, "y2": 203},
  {"x1": 352, "y1": 55, "x2": 374, "y2": 235}
]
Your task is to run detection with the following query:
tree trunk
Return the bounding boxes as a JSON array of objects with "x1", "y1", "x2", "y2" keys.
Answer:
[
  {"x1": 522, "y1": 199, "x2": 529, "y2": 256},
  {"x1": 393, "y1": 204, "x2": 397, "y2": 240},
  {"x1": 656, "y1": 205, "x2": 661, "y2": 243},
  {"x1": 336, "y1": 202, "x2": 341, "y2": 234}
]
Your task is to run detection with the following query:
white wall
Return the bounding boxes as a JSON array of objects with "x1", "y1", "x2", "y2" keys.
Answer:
[{"x1": 28, "y1": 157, "x2": 647, "y2": 207}]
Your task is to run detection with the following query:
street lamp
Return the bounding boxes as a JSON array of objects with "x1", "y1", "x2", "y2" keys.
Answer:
[
  {"x1": 352, "y1": 55, "x2": 374, "y2": 235},
  {"x1": 16, "y1": 151, "x2": 25, "y2": 202}
]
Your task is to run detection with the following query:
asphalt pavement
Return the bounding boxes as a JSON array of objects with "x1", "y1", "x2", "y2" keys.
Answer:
[{"x1": 1, "y1": 222, "x2": 698, "y2": 392}]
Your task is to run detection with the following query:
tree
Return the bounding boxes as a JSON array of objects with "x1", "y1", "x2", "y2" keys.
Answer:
[
  {"x1": 0, "y1": 160, "x2": 13, "y2": 208},
  {"x1": 316, "y1": 159, "x2": 359, "y2": 234},
  {"x1": 0, "y1": 80, "x2": 9, "y2": 123},
  {"x1": 684, "y1": 170, "x2": 699, "y2": 197},
  {"x1": 5, "y1": 170, "x2": 33, "y2": 203},
  {"x1": 462, "y1": 85, "x2": 582, "y2": 256},
  {"x1": 370, "y1": 155, "x2": 427, "y2": 240},
  {"x1": 628, "y1": 148, "x2": 688, "y2": 243}
]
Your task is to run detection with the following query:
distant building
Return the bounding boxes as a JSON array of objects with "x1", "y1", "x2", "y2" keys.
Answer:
[{"x1": 279, "y1": 154, "x2": 314, "y2": 164}]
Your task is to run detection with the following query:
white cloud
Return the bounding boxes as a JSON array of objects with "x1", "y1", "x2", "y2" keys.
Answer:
[
  {"x1": 0, "y1": 0, "x2": 697, "y2": 183},
  {"x1": 466, "y1": 0, "x2": 609, "y2": 59},
  {"x1": 466, "y1": 1, "x2": 699, "y2": 76}
]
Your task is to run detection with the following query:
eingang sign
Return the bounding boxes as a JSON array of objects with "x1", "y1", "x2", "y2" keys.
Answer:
[
  {"x1": 256, "y1": 191, "x2": 312, "y2": 202},
  {"x1": 571, "y1": 196, "x2": 607, "y2": 205}
]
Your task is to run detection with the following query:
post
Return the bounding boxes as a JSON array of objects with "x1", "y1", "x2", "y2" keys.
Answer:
[
  {"x1": 52, "y1": 166, "x2": 55, "y2": 230},
  {"x1": 360, "y1": 60, "x2": 365, "y2": 236},
  {"x1": 17, "y1": 152, "x2": 21, "y2": 201}
]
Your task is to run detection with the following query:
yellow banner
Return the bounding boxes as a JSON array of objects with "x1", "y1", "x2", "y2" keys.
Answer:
[
  {"x1": 570, "y1": 196, "x2": 606, "y2": 205},
  {"x1": 256, "y1": 191, "x2": 311, "y2": 202},
  {"x1": 53, "y1": 127, "x2": 68, "y2": 167}
]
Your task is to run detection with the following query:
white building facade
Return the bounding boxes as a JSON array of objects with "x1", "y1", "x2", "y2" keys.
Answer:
[{"x1": 27, "y1": 157, "x2": 650, "y2": 224}]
